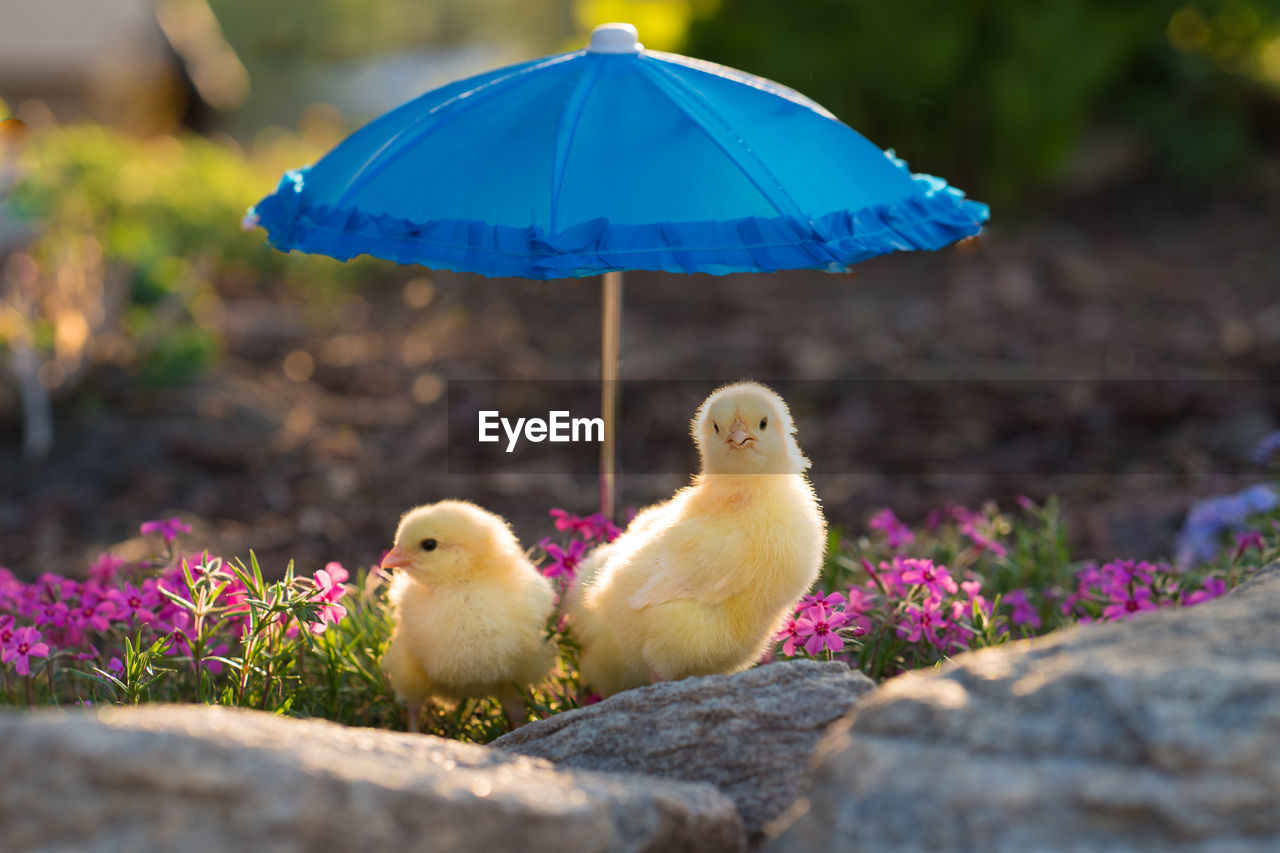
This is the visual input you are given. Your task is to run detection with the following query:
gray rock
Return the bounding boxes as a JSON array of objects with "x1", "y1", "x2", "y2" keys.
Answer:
[
  {"x1": 0, "y1": 704, "x2": 745, "y2": 853},
  {"x1": 765, "y1": 564, "x2": 1280, "y2": 852},
  {"x1": 492, "y1": 659, "x2": 877, "y2": 843}
]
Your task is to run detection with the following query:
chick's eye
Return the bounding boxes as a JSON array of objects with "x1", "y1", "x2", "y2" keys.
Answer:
[
  {"x1": 760, "y1": 417, "x2": 768, "y2": 430},
  {"x1": 420, "y1": 538, "x2": 438, "y2": 552},
  {"x1": 713, "y1": 422, "x2": 719, "y2": 434}
]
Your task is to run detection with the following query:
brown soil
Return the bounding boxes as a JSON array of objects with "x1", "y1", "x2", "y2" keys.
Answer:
[{"x1": 3, "y1": 181, "x2": 1280, "y2": 577}]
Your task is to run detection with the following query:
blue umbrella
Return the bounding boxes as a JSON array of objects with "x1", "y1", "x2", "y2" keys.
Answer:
[{"x1": 248, "y1": 23, "x2": 989, "y2": 515}]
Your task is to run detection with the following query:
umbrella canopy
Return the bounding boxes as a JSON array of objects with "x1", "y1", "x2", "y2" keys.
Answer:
[
  {"x1": 251, "y1": 24, "x2": 988, "y2": 279},
  {"x1": 248, "y1": 23, "x2": 990, "y2": 517}
]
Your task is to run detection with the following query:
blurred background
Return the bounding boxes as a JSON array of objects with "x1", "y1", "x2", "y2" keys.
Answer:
[{"x1": 1, "y1": 0, "x2": 1279, "y2": 575}]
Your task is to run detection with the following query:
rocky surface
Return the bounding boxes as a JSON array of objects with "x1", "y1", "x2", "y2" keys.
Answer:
[
  {"x1": 492, "y1": 659, "x2": 876, "y2": 843},
  {"x1": 0, "y1": 705, "x2": 745, "y2": 853},
  {"x1": 765, "y1": 564, "x2": 1280, "y2": 852}
]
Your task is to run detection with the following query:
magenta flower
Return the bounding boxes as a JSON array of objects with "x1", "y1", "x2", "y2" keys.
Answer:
[
  {"x1": 944, "y1": 601, "x2": 977, "y2": 651},
  {"x1": 1185, "y1": 577, "x2": 1227, "y2": 606},
  {"x1": 87, "y1": 553, "x2": 127, "y2": 585},
  {"x1": 795, "y1": 604, "x2": 853, "y2": 655},
  {"x1": 542, "y1": 539, "x2": 588, "y2": 579},
  {"x1": 898, "y1": 598, "x2": 945, "y2": 647},
  {"x1": 72, "y1": 594, "x2": 117, "y2": 634},
  {"x1": 871, "y1": 558, "x2": 910, "y2": 596},
  {"x1": 778, "y1": 617, "x2": 802, "y2": 656},
  {"x1": 32, "y1": 601, "x2": 71, "y2": 631},
  {"x1": 164, "y1": 610, "x2": 195, "y2": 656},
  {"x1": 844, "y1": 586, "x2": 872, "y2": 614},
  {"x1": 1101, "y1": 586, "x2": 1159, "y2": 621},
  {"x1": 961, "y1": 523, "x2": 1008, "y2": 558},
  {"x1": 800, "y1": 589, "x2": 847, "y2": 609},
  {"x1": 899, "y1": 558, "x2": 959, "y2": 596},
  {"x1": 109, "y1": 581, "x2": 161, "y2": 624},
  {"x1": 959, "y1": 579, "x2": 991, "y2": 617},
  {"x1": 0, "y1": 615, "x2": 15, "y2": 649},
  {"x1": 2, "y1": 626, "x2": 49, "y2": 676},
  {"x1": 1003, "y1": 589, "x2": 1042, "y2": 628},
  {"x1": 320, "y1": 561, "x2": 350, "y2": 586},
  {"x1": 308, "y1": 564, "x2": 350, "y2": 632},
  {"x1": 1100, "y1": 559, "x2": 1156, "y2": 592},
  {"x1": 140, "y1": 517, "x2": 192, "y2": 545},
  {"x1": 549, "y1": 509, "x2": 596, "y2": 538},
  {"x1": 868, "y1": 508, "x2": 914, "y2": 548},
  {"x1": 1234, "y1": 530, "x2": 1265, "y2": 560},
  {"x1": 583, "y1": 513, "x2": 622, "y2": 543}
]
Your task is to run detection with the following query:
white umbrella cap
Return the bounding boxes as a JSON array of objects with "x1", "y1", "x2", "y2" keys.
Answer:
[{"x1": 589, "y1": 23, "x2": 642, "y2": 54}]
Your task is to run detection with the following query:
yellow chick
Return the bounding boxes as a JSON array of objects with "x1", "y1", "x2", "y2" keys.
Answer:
[
  {"x1": 380, "y1": 500, "x2": 556, "y2": 731},
  {"x1": 569, "y1": 381, "x2": 826, "y2": 697}
]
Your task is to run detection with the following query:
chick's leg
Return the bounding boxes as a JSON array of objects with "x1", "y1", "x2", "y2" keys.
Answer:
[
  {"x1": 406, "y1": 702, "x2": 421, "y2": 734},
  {"x1": 383, "y1": 633, "x2": 433, "y2": 734},
  {"x1": 499, "y1": 685, "x2": 528, "y2": 729}
]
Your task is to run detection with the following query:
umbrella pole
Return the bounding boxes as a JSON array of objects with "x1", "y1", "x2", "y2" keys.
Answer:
[{"x1": 600, "y1": 270, "x2": 622, "y2": 519}]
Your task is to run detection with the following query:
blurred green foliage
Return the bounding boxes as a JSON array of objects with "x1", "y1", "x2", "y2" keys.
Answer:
[
  {"x1": 685, "y1": 1, "x2": 1280, "y2": 206},
  {"x1": 210, "y1": 0, "x2": 575, "y2": 61},
  {"x1": 4, "y1": 125, "x2": 381, "y2": 388}
]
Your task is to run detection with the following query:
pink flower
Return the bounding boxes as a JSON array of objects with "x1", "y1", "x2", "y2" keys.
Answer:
[
  {"x1": 542, "y1": 540, "x2": 588, "y2": 579},
  {"x1": 2, "y1": 626, "x2": 49, "y2": 676},
  {"x1": 583, "y1": 513, "x2": 622, "y2": 543},
  {"x1": 550, "y1": 509, "x2": 620, "y2": 543},
  {"x1": 960, "y1": 579, "x2": 991, "y2": 617},
  {"x1": 109, "y1": 581, "x2": 161, "y2": 624},
  {"x1": 140, "y1": 517, "x2": 192, "y2": 545},
  {"x1": 1234, "y1": 530, "x2": 1265, "y2": 560},
  {"x1": 87, "y1": 554, "x2": 127, "y2": 585},
  {"x1": 871, "y1": 558, "x2": 910, "y2": 596},
  {"x1": 961, "y1": 523, "x2": 1008, "y2": 558},
  {"x1": 898, "y1": 598, "x2": 945, "y2": 646},
  {"x1": 164, "y1": 610, "x2": 195, "y2": 656},
  {"x1": 1099, "y1": 559, "x2": 1156, "y2": 592},
  {"x1": 0, "y1": 615, "x2": 15, "y2": 648},
  {"x1": 319, "y1": 561, "x2": 349, "y2": 586},
  {"x1": 943, "y1": 601, "x2": 976, "y2": 651},
  {"x1": 1102, "y1": 586, "x2": 1159, "y2": 621},
  {"x1": 549, "y1": 509, "x2": 596, "y2": 538},
  {"x1": 795, "y1": 604, "x2": 853, "y2": 655},
  {"x1": 308, "y1": 564, "x2": 349, "y2": 632},
  {"x1": 800, "y1": 589, "x2": 847, "y2": 609},
  {"x1": 778, "y1": 617, "x2": 802, "y2": 656},
  {"x1": 899, "y1": 558, "x2": 959, "y2": 597},
  {"x1": 32, "y1": 601, "x2": 71, "y2": 631},
  {"x1": 1185, "y1": 577, "x2": 1227, "y2": 606},
  {"x1": 868, "y1": 508, "x2": 914, "y2": 548},
  {"x1": 1003, "y1": 589, "x2": 1042, "y2": 628},
  {"x1": 844, "y1": 586, "x2": 873, "y2": 614},
  {"x1": 72, "y1": 594, "x2": 117, "y2": 634}
]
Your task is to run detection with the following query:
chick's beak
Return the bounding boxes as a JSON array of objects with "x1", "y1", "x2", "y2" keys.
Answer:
[
  {"x1": 379, "y1": 546, "x2": 413, "y2": 570},
  {"x1": 726, "y1": 417, "x2": 754, "y2": 449}
]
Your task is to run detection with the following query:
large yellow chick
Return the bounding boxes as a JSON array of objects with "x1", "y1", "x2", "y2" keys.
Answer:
[
  {"x1": 569, "y1": 382, "x2": 826, "y2": 697},
  {"x1": 380, "y1": 500, "x2": 556, "y2": 730}
]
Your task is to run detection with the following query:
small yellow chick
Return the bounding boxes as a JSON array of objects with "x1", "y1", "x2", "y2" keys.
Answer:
[
  {"x1": 569, "y1": 381, "x2": 826, "y2": 697},
  {"x1": 380, "y1": 500, "x2": 556, "y2": 730}
]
